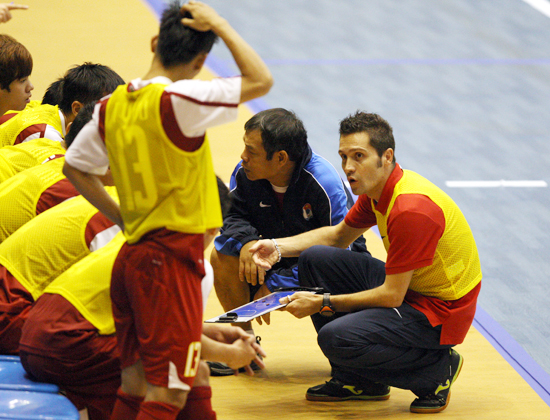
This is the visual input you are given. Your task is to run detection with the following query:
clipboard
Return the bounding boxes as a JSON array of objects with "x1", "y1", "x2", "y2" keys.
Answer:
[{"x1": 205, "y1": 288, "x2": 322, "y2": 323}]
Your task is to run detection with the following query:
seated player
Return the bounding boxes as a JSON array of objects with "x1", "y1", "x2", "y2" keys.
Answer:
[
  {"x1": 0, "y1": 34, "x2": 33, "y2": 117},
  {"x1": 0, "y1": 102, "x2": 97, "y2": 243},
  {"x1": 0, "y1": 136, "x2": 66, "y2": 183},
  {"x1": 0, "y1": 64, "x2": 124, "y2": 185},
  {"x1": 0, "y1": 185, "x2": 120, "y2": 355},
  {"x1": 0, "y1": 61, "x2": 124, "y2": 147},
  {"x1": 40, "y1": 77, "x2": 64, "y2": 106},
  {"x1": 0, "y1": 77, "x2": 62, "y2": 126},
  {"x1": 19, "y1": 178, "x2": 263, "y2": 420},
  {"x1": 0, "y1": 77, "x2": 80, "y2": 183}
]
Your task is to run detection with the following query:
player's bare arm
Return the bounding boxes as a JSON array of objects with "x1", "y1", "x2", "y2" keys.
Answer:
[
  {"x1": 282, "y1": 270, "x2": 414, "y2": 320},
  {"x1": 63, "y1": 162, "x2": 124, "y2": 229},
  {"x1": 181, "y1": 1, "x2": 273, "y2": 103},
  {"x1": 250, "y1": 221, "x2": 366, "y2": 271}
]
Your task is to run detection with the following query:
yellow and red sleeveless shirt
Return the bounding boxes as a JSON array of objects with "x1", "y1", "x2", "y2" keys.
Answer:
[
  {"x1": 45, "y1": 231, "x2": 126, "y2": 335},
  {"x1": 0, "y1": 187, "x2": 119, "y2": 300},
  {"x1": 0, "y1": 103, "x2": 63, "y2": 148},
  {"x1": 102, "y1": 83, "x2": 222, "y2": 244}
]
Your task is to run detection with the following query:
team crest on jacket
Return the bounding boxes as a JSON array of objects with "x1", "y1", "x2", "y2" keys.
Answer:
[{"x1": 302, "y1": 203, "x2": 313, "y2": 221}]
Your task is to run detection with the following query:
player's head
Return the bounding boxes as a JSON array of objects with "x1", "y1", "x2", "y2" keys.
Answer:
[
  {"x1": 244, "y1": 108, "x2": 308, "y2": 162},
  {"x1": 0, "y1": 34, "x2": 33, "y2": 113},
  {"x1": 339, "y1": 111, "x2": 396, "y2": 163},
  {"x1": 41, "y1": 78, "x2": 64, "y2": 106},
  {"x1": 64, "y1": 101, "x2": 96, "y2": 149},
  {"x1": 241, "y1": 108, "x2": 308, "y2": 184},
  {"x1": 156, "y1": 1, "x2": 218, "y2": 69},
  {"x1": 58, "y1": 62, "x2": 125, "y2": 118}
]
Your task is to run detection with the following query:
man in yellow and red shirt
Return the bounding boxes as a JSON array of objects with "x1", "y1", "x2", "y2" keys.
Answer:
[{"x1": 250, "y1": 111, "x2": 481, "y2": 415}]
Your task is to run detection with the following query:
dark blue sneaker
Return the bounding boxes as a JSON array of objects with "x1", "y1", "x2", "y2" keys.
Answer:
[
  {"x1": 410, "y1": 349, "x2": 464, "y2": 413},
  {"x1": 306, "y1": 378, "x2": 390, "y2": 402}
]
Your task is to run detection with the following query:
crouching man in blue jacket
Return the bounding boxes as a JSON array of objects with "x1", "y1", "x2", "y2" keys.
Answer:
[{"x1": 209, "y1": 108, "x2": 369, "y2": 376}]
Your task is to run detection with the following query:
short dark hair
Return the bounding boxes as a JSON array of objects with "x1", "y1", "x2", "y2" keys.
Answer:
[
  {"x1": 58, "y1": 62, "x2": 125, "y2": 115},
  {"x1": 64, "y1": 101, "x2": 96, "y2": 149},
  {"x1": 41, "y1": 78, "x2": 64, "y2": 106},
  {"x1": 157, "y1": 1, "x2": 218, "y2": 68},
  {"x1": 0, "y1": 34, "x2": 33, "y2": 91},
  {"x1": 339, "y1": 111, "x2": 396, "y2": 163},
  {"x1": 244, "y1": 108, "x2": 308, "y2": 162},
  {"x1": 216, "y1": 176, "x2": 231, "y2": 219}
]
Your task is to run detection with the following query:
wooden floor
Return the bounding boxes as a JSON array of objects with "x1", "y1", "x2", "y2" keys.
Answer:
[
  {"x1": 6, "y1": 0, "x2": 550, "y2": 418},
  {"x1": 204, "y1": 234, "x2": 550, "y2": 420}
]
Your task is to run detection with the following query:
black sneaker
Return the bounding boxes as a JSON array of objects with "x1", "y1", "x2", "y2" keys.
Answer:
[
  {"x1": 410, "y1": 349, "x2": 464, "y2": 413},
  {"x1": 207, "y1": 361, "x2": 235, "y2": 377},
  {"x1": 306, "y1": 378, "x2": 390, "y2": 402}
]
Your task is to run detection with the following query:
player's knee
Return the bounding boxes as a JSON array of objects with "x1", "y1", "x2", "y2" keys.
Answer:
[
  {"x1": 211, "y1": 249, "x2": 239, "y2": 285},
  {"x1": 120, "y1": 361, "x2": 147, "y2": 397},
  {"x1": 146, "y1": 385, "x2": 189, "y2": 409},
  {"x1": 317, "y1": 322, "x2": 347, "y2": 360}
]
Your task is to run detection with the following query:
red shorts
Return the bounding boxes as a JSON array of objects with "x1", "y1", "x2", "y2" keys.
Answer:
[
  {"x1": 19, "y1": 294, "x2": 120, "y2": 420},
  {"x1": 111, "y1": 229, "x2": 204, "y2": 390},
  {"x1": 0, "y1": 266, "x2": 33, "y2": 354}
]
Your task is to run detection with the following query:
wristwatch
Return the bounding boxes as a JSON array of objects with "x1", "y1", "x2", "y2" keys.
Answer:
[{"x1": 319, "y1": 293, "x2": 336, "y2": 317}]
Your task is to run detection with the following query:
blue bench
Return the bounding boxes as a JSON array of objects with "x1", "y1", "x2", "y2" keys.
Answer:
[
  {"x1": 0, "y1": 355, "x2": 20, "y2": 362},
  {"x1": 0, "y1": 390, "x2": 79, "y2": 419},
  {"x1": 0, "y1": 360, "x2": 59, "y2": 393}
]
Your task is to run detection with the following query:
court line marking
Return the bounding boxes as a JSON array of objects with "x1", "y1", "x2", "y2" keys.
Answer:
[
  {"x1": 474, "y1": 307, "x2": 550, "y2": 406},
  {"x1": 446, "y1": 180, "x2": 547, "y2": 188},
  {"x1": 522, "y1": 0, "x2": 550, "y2": 18}
]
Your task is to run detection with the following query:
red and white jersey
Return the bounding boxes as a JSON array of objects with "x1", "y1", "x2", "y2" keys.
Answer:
[{"x1": 65, "y1": 76, "x2": 241, "y2": 175}]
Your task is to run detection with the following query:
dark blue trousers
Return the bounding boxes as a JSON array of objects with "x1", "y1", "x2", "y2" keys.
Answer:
[{"x1": 298, "y1": 245, "x2": 452, "y2": 397}]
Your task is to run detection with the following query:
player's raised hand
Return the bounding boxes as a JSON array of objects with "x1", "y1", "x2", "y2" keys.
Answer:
[
  {"x1": 0, "y1": 3, "x2": 28, "y2": 23},
  {"x1": 180, "y1": 1, "x2": 225, "y2": 33}
]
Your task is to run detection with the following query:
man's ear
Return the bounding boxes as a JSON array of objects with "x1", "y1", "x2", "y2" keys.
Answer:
[
  {"x1": 383, "y1": 148, "x2": 394, "y2": 165},
  {"x1": 277, "y1": 150, "x2": 289, "y2": 166},
  {"x1": 65, "y1": 121, "x2": 73, "y2": 134},
  {"x1": 71, "y1": 101, "x2": 83, "y2": 117},
  {"x1": 151, "y1": 35, "x2": 159, "y2": 53}
]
